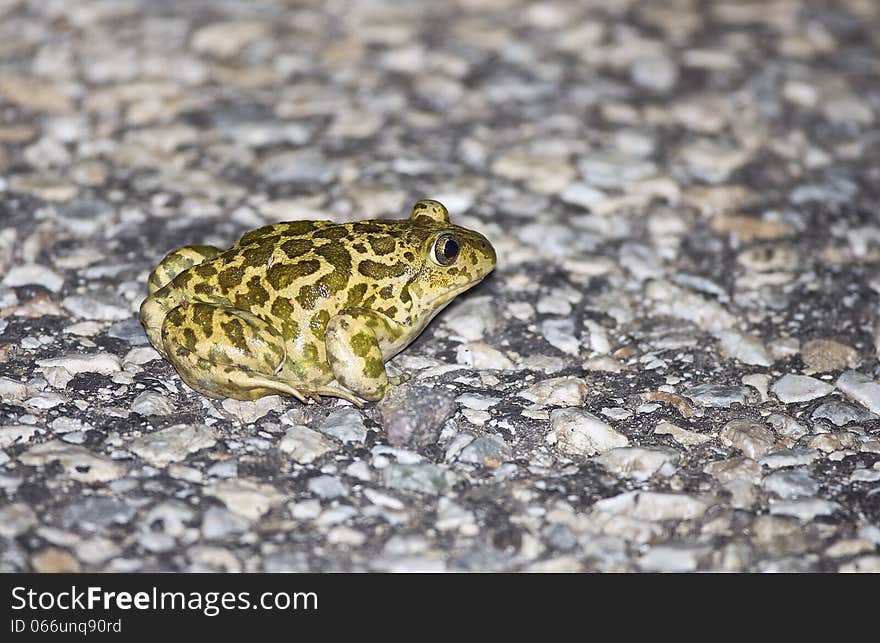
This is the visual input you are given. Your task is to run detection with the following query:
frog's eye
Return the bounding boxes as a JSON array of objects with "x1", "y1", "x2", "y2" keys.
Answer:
[{"x1": 431, "y1": 233, "x2": 459, "y2": 266}]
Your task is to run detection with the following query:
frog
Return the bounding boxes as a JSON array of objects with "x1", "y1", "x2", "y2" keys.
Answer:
[{"x1": 139, "y1": 199, "x2": 496, "y2": 407}]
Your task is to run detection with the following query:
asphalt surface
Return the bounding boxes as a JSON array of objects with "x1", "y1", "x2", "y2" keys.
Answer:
[{"x1": 1, "y1": 0, "x2": 880, "y2": 572}]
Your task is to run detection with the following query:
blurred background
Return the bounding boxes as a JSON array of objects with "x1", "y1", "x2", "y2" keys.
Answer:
[{"x1": 2, "y1": 1, "x2": 880, "y2": 573}]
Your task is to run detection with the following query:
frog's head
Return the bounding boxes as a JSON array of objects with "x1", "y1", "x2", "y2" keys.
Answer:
[{"x1": 404, "y1": 199, "x2": 496, "y2": 318}]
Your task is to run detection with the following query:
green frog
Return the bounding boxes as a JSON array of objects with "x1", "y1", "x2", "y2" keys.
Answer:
[{"x1": 140, "y1": 200, "x2": 496, "y2": 406}]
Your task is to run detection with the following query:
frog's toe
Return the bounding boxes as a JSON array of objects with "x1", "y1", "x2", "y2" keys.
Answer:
[
  {"x1": 311, "y1": 384, "x2": 365, "y2": 408},
  {"x1": 388, "y1": 372, "x2": 411, "y2": 386}
]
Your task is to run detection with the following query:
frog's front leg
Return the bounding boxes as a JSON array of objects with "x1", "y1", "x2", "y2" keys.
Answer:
[
  {"x1": 324, "y1": 307, "x2": 410, "y2": 401},
  {"x1": 160, "y1": 302, "x2": 310, "y2": 402}
]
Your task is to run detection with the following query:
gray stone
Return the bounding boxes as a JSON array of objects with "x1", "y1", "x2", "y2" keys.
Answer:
[
  {"x1": 206, "y1": 479, "x2": 285, "y2": 520},
  {"x1": 129, "y1": 424, "x2": 217, "y2": 466},
  {"x1": 0, "y1": 425, "x2": 41, "y2": 449},
  {"x1": 377, "y1": 384, "x2": 456, "y2": 447},
  {"x1": 59, "y1": 496, "x2": 136, "y2": 532},
  {"x1": 540, "y1": 318, "x2": 581, "y2": 356},
  {"x1": 36, "y1": 353, "x2": 122, "y2": 376},
  {"x1": 716, "y1": 330, "x2": 771, "y2": 367},
  {"x1": 762, "y1": 469, "x2": 820, "y2": 499},
  {"x1": 549, "y1": 408, "x2": 629, "y2": 456},
  {"x1": 577, "y1": 151, "x2": 656, "y2": 189},
  {"x1": 811, "y1": 401, "x2": 879, "y2": 427},
  {"x1": 130, "y1": 390, "x2": 175, "y2": 416},
  {"x1": 771, "y1": 374, "x2": 834, "y2": 403},
  {"x1": 719, "y1": 419, "x2": 775, "y2": 457},
  {"x1": 0, "y1": 503, "x2": 38, "y2": 538},
  {"x1": 770, "y1": 498, "x2": 841, "y2": 521},
  {"x1": 685, "y1": 384, "x2": 759, "y2": 408},
  {"x1": 62, "y1": 293, "x2": 131, "y2": 321},
  {"x1": 638, "y1": 544, "x2": 709, "y2": 572},
  {"x1": 542, "y1": 523, "x2": 577, "y2": 551},
  {"x1": 307, "y1": 475, "x2": 349, "y2": 499},
  {"x1": 836, "y1": 370, "x2": 880, "y2": 415},
  {"x1": 593, "y1": 446, "x2": 679, "y2": 481},
  {"x1": 382, "y1": 463, "x2": 452, "y2": 495},
  {"x1": 279, "y1": 425, "x2": 337, "y2": 463},
  {"x1": 221, "y1": 396, "x2": 285, "y2": 423},
  {"x1": 319, "y1": 408, "x2": 367, "y2": 443},
  {"x1": 704, "y1": 457, "x2": 762, "y2": 484},
  {"x1": 630, "y1": 57, "x2": 678, "y2": 93},
  {"x1": 201, "y1": 506, "x2": 252, "y2": 540},
  {"x1": 57, "y1": 198, "x2": 115, "y2": 236},
  {"x1": 2, "y1": 264, "x2": 64, "y2": 292},
  {"x1": 458, "y1": 434, "x2": 512, "y2": 465},
  {"x1": 592, "y1": 491, "x2": 710, "y2": 522},
  {"x1": 20, "y1": 441, "x2": 125, "y2": 482},
  {"x1": 518, "y1": 377, "x2": 588, "y2": 407},
  {"x1": 108, "y1": 318, "x2": 150, "y2": 344},
  {"x1": 758, "y1": 449, "x2": 821, "y2": 469},
  {"x1": 766, "y1": 413, "x2": 809, "y2": 440}
]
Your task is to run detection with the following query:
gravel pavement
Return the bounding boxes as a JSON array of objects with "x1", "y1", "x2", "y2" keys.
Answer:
[{"x1": 2, "y1": 0, "x2": 880, "y2": 572}]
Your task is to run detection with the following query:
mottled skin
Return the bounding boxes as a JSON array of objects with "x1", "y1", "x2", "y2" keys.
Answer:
[{"x1": 140, "y1": 200, "x2": 496, "y2": 406}]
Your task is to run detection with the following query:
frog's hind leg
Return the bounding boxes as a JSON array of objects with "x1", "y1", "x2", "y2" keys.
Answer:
[
  {"x1": 148, "y1": 245, "x2": 223, "y2": 294},
  {"x1": 160, "y1": 302, "x2": 309, "y2": 402}
]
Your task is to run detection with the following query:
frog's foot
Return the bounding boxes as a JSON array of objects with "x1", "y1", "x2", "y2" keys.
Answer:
[
  {"x1": 308, "y1": 384, "x2": 366, "y2": 409},
  {"x1": 160, "y1": 302, "x2": 310, "y2": 402},
  {"x1": 148, "y1": 245, "x2": 223, "y2": 294}
]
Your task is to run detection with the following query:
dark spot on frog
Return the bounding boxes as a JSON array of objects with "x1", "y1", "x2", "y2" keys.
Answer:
[
  {"x1": 312, "y1": 226, "x2": 350, "y2": 241},
  {"x1": 172, "y1": 271, "x2": 194, "y2": 290},
  {"x1": 220, "y1": 318, "x2": 247, "y2": 350},
  {"x1": 358, "y1": 259, "x2": 407, "y2": 280},
  {"x1": 193, "y1": 262, "x2": 217, "y2": 278},
  {"x1": 237, "y1": 225, "x2": 277, "y2": 246},
  {"x1": 190, "y1": 305, "x2": 215, "y2": 337},
  {"x1": 350, "y1": 331, "x2": 375, "y2": 357},
  {"x1": 266, "y1": 259, "x2": 320, "y2": 290},
  {"x1": 344, "y1": 282, "x2": 367, "y2": 308},
  {"x1": 241, "y1": 243, "x2": 275, "y2": 267},
  {"x1": 217, "y1": 265, "x2": 245, "y2": 293},
  {"x1": 295, "y1": 282, "x2": 329, "y2": 309},
  {"x1": 182, "y1": 327, "x2": 197, "y2": 350},
  {"x1": 378, "y1": 285, "x2": 394, "y2": 299},
  {"x1": 364, "y1": 355, "x2": 385, "y2": 379},
  {"x1": 351, "y1": 221, "x2": 384, "y2": 234},
  {"x1": 245, "y1": 275, "x2": 270, "y2": 307},
  {"x1": 271, "y1": 296, "x2": 294, "y2": 320},
  {"x1": 279, "y1": 238, "x2": 314, "y2": 259},
  {"x1": 301, "y1": 342, "x2": 319, "y2": 363},
  {"x1": 193, "y1": 280, "x2": 215, "y2": 295},
  {"x1": 367, "y1": 235, "x2": 396, "y2": 255},
  {"x1": 404, "y1": 251, "x2": 415, "y2": 262},
  {"x1": 313, "y1": 243, "x2": 351, "y2": 293}
]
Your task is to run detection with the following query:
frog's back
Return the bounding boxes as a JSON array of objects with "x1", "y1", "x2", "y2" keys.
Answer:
[
  {"x1": 232, "y1": 219, "x2": 337, "y2": 248},
  {"x1": 180, "y1": 218, "x2": 415, "y2": 337}
]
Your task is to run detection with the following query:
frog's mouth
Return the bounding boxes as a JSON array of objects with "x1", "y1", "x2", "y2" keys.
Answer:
[
  {"x1": 426, "y1": 275, "x2": 488, "y2": 309},
  {"x1": 385, "y1": 275, "x2": 490, "y2": 360}
]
